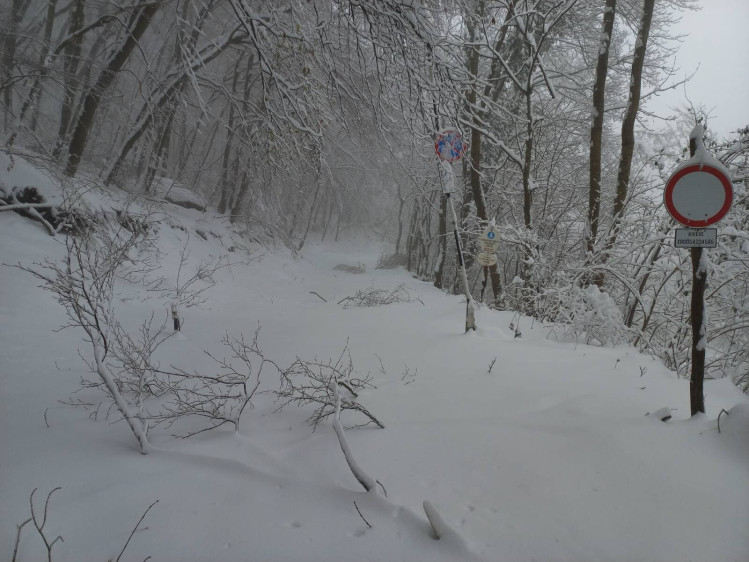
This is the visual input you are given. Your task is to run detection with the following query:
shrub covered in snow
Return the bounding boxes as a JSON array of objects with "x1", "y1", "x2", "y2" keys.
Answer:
[{"x1": 539, "y1": 282, "x2": 628, "y2": 346}]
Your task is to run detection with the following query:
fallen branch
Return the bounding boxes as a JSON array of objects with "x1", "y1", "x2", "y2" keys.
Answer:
[
  {"x1": 330, "y1": 380, "x2": 379, "y2": 493},
  {"x1": 0, "y1": 201, "x2": 58, "y2": 212},
  {"x1": 337, "y1": 285, "x2": 422, "y2": 308}
]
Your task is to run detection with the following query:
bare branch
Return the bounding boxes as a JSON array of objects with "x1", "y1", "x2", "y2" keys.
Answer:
[{"x1": 115, "y1": 499, "x2": 159, "y2": 562}]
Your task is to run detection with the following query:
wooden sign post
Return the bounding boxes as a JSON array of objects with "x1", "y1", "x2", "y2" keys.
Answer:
[{"x1": 664, "y1": 125, "x2": 733, "y2": 415}]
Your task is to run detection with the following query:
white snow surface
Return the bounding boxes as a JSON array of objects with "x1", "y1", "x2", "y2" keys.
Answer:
[
  {"x1": 151, "y1": 177, "x2": 207, "y2": 211},
  {"x1": 1, "y1": 163, "x2": 748, "y2": 562},
  {"x1": 671, "y1": 124, "x2": 732, "y2": 179}
]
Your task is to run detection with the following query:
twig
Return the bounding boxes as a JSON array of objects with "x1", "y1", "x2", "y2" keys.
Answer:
[
  {"x1": 274, "y1": 343, "x2": 384, "y2": 429},
  {"x1": 115, "y1": 499, "x2": 159, "y2": 562},
  {"x1": 338, "y1": 380, "x2": 358, "y2": 398},
  {"x1": 400, "y1": 365, "x2": 416, "y2": 385},
  {"x1": 717, "y1": 408, "x2": 729, "y2": 434},
  {"x1": 309, "y1": 291, "x2": 327, "y2": 302},
  {"x1": 17, "y1": 487, "x2": 64, "y2": 562},
  {"x1": 337, "y1": 285, "x2": 419, "y2": 309},
  {"x1": 354, "y1": 501, "x2": 372, "y2": 528},
  {"x1": 376, "y1": 479, "x2": 388, "y2": 497},
  {"x1": 488, "y1": 357, "x2": 497, "y2": 373},
  {"x1": 374, "y1": 354, "x2": 386, "y2": 377},
  {"x1": 11, "y1": 518, "x2": 32, "y2": 562}
]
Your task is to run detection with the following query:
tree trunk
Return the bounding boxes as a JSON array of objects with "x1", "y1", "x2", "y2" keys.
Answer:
[
  {"x1": 464, "y1": 1, "x2": 504, "y2": 302},
  {"x1": 297, "y1": 147, "x2": 323, "y2": 252},
  {"x1": 605, "y1": 0, "x2": 655, "y2": 253},
  {"x1": 434, "y1": 194, "x2": 448, "y2": 289},
  {"x1": 1, "y1": 0, "x2": 28, "y2": 128},
  {"x1": 522, "y1": 89, "x2": 534, "y2": 230},
  {"x1": 394, "y1": 185, "x2": 405, "y2": 255},
  {"x1": 65, "y1": 2, "x2": 159, "y2": 177},
  {"x1": 217, "y1": 66, "x2": 241, "y2": 214},
  {"x1": 142, "y1": 110, "x2": 174, "y2": 193},
  {"x1": 53, "y1": 0, "x2": 89, "y2": 158},
  {"x1": 103, "y1": 24, "x2": 242, "y2": 184},
  {"x1": 229, "y1": 55, "x2": 258, "y2": 223},
  {"x1": 586, "y1": 0, "x2": 617, "y2": 267},
  {"x1": 26, "y1": 0, "x2": 58, "y2": 134}
]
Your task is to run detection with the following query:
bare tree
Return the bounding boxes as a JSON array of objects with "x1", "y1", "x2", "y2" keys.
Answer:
[
  {"x1": 586, "y1": 0, "x2": 618, "y2": 277},
  {"x1": 603, "y1": 0, "x2": 656, "y2": 255},
  {"x1": 19, "y1": 226, "x2": 152, "y2": 452},
  {"x1": 65, "y1": 1, "x2": 161, "y2": 177}
]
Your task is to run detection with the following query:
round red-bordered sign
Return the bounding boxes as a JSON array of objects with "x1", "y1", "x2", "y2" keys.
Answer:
[
  {"x1": 434, "y1": 130, "x2": 467, "y2": 163},
  {"x1": 664, "y1": 164, "x2": 733, "y2": 228}
]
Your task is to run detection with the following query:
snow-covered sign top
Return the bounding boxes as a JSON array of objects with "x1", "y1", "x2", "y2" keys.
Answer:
[
  {"x1": 664, "y1": 125, "x2": 733, "y2": 228},
  {"x1": 434, "y1": 130, "x2": 468, "y2": 162}
]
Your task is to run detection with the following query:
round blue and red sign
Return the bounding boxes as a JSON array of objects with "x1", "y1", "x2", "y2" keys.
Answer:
[{"x1": 434, "y1": 130, "x2": 468, "y2": 162}]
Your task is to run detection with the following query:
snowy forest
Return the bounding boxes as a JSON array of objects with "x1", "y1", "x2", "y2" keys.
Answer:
[
  {"x1": 1, "y1": 0, "x2": 748, "y2": 560},
  {"x1": 2, "y1": 0, "x2": 748, "y2": 391}
]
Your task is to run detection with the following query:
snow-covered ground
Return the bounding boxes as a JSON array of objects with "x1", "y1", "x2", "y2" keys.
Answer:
[{"x1": 1, "y1": 156, "x2": 748, "y2": 561}]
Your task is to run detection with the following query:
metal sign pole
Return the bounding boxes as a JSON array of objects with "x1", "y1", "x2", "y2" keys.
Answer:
[
  {"x1": 440, "y1": 160, "x2": 475, "y2": 332},
  {"x1": 436, "y1": 130, "x2": 475, "y2": 332}
]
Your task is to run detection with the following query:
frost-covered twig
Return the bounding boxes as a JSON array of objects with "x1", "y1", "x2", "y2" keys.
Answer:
[
  {"x1": 18, "y1": 231, "x2": 152, "y2": 453},
  {"x1": 148, "y1": 236, "x2": 227, "y2": 307},
  {"x1": 154, "y1": 327, "x2": 279, "y2": 437},
  {"x1": 330, "y1": 380, "x2": 378, "y2": 493},
  {"x1": 274, "y1": 345, "x2": 384, "y2": 429},
  {"x1": 423, "y1": 500, "x2": 470, "y2": 550},
  {"x1": 423, "y1": 501, "x2": 452, "y2": 540},
  {"x1": 337, "y1": 284, "x2": 422, "y2": 309},
  {"x1": 109, "y1": 313, "x2": 173, "y2": 407}
]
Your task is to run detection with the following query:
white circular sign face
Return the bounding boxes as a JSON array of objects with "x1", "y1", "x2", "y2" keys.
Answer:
[
  {"x1": 664, "y1": 165, "x2": 732, "y2": 227},
  {"x1": 670, "y1": 172, "x2": 724, "y2": 220}
]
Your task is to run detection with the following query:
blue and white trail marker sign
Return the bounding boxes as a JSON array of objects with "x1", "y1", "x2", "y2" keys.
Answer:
[{"x1": 479, "y1": 224, "x2": 500, "y2": 254}]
